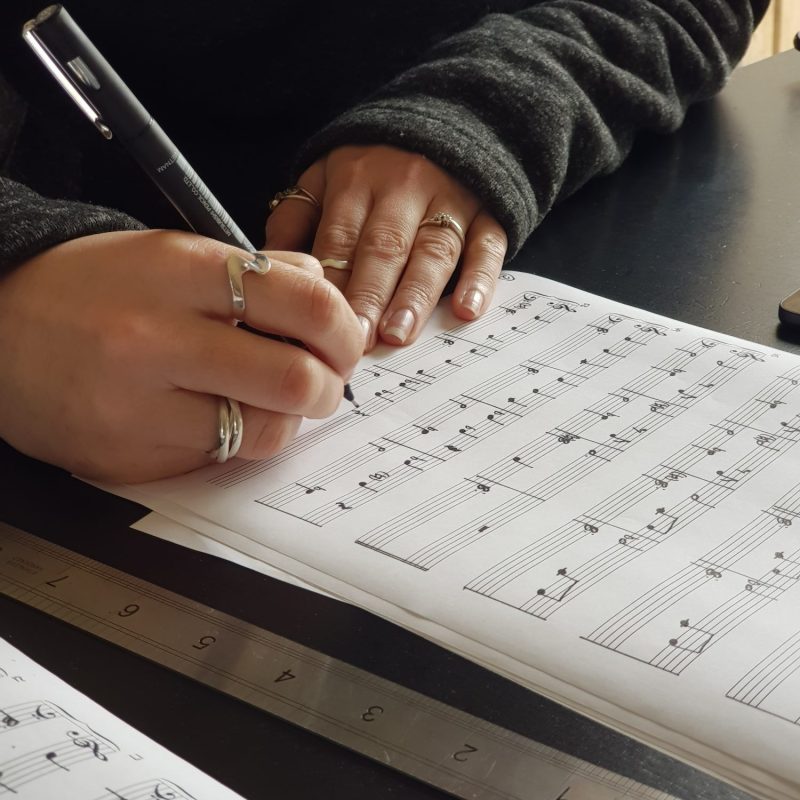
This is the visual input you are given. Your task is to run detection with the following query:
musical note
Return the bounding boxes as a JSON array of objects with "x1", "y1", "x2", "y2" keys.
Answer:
[
  {"x1": 0, "y1": 708, "x2": 18, "y2": 729},
  {"x1": 646, "y1": 507, "x2": 678, "y2": 535},
  {"x1": 413, "y1": 424, "x2": 437, "y2": 435},
  {"x1": 535, "y1": 568, "x2": 579, "y2": 602},
  {"x1": 691, "y1": 493, "x2": 715, "y2": 509},
  {"x1": 297, "y1": 483, "x2": 325, "y2": 495},
  {"x1": 755, "y1": 398, "x2": 785, "y2": 409},
  {"x1": 669, "y1": 620, "x2": 715, "y2": 654},
  {"x1": 46, "y1": 749, "x2": 71, "y2": 771}
]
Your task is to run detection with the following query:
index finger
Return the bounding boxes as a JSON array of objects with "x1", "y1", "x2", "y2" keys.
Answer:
[{"x1": 183, "y1": 237, "x2": 363, "y2": 380}]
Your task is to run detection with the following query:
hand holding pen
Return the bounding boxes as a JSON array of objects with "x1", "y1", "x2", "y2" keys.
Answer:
[{"x1": 0, "y1": 5, "x2": 364, "y2": 481}]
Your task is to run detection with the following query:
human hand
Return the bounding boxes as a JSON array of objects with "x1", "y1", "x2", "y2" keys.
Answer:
[
  {"x1": 264, "y1": 145, "x2": 508, "y2": 350},
  {"x1": 0, "y1": 230, "x2": 363, "y2": 483}
]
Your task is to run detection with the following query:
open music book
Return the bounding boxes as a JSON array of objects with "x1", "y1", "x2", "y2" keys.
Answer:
[{"x1": 112, "y1": 271, "x2": 800, "y2": 800}]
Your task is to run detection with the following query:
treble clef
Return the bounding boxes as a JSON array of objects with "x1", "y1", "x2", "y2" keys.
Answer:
[{"x1": 67, "y1": 730, "x2": 108, "y2": 761}]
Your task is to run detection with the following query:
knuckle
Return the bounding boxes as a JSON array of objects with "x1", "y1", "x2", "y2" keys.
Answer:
[
  {"x1": 300, "y1": 254, "x2": 323, "y2": 273},
  {"x1": 474, "y1": 230, "x2": 508, "y2": 264},
  {"x1": 98, "y1": 311, "x2": 157, "y2": 371},
  {"x1": 360, "y1": 226, "x2": 411, "y2": 262},
  {"x1": 306, "y1": 276, "x2": 341, "y2": 332},
  {"x1": 415, "y1": 231, "x2": 461, "y2": 265},
  {"x1": 346, "y1": 284, "x2": 391, "y2": 316},
  {"x1": 394, "y1": 279, "x2": 438, "y2": 310},
  {"x1": 315, "y1": 222, "x2": 361, "y2": 255},
  {"x1": 278, "y1": 351, "x2": 321, "y2": 410}
]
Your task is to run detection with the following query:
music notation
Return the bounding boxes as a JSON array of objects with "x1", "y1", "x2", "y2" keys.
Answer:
[
  {"x1": 0, "y1": 638, "x2": 243, "y2": 799},
  {"x1": 114, "y1": 271, "x2": 800, "y2": 799}
]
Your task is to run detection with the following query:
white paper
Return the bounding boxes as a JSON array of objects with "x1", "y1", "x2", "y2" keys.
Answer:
[
  {"x1": 108, "y1": 272, "x2": 800, "y2": 800},
  {"x1": 0, "y1": 636, "x2": 244, "y2": 799}
]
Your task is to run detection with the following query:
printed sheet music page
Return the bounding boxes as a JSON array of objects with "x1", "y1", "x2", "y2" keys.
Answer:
[
  {"x1": 0, "y1": 636, "x2": 244, "y2": 798},
  {"x1": 112, "y1": 272, "x2": 800, "y2": 800}
]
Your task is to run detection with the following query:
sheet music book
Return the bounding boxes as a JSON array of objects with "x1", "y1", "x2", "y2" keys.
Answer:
[
  {"x1": 0, "y1": 636, "x2": 244, "y2": 799},
  {"x1": 110, "y1": 271, "x2": 800, "y2": 800}
]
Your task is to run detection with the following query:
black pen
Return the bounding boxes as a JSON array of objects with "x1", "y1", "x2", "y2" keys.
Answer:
[{"x1": 22, "y1": 4, "x2": 356, "y2": 405}]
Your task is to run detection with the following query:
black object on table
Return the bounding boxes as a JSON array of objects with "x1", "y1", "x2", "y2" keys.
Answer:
[{"x1": 3, "y1": 50, "x2": 800, "y2": 800}]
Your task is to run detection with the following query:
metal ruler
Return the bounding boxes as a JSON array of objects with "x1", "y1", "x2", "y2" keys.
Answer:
[{"x1": 0, "y1": 521, "x2": 679, "y2": 800}]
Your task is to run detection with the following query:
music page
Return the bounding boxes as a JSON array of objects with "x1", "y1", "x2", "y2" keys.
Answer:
[
  {"x1": 115, "y1": 272, "x2": 800, "y2": 800},
  {"x1": 0, "y1": 637, "x2": 243, "y2": 799}
]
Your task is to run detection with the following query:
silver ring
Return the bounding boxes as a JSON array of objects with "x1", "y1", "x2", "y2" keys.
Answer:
[
  {"x1": 227, "y1": 252, "x2": 271, "y2": 318},
  {"x1": 268, "y1": 185, "x2": 321, "y2": 212},
  {"x1": 319, "y1": 258, "x2": 351, "y2": 271},
  {"x1": 418, "y1": 212, "x2": 466, "y2": 247},
  {"x1": 208, "y1": 397, "x2": 243, "y2": 463}
]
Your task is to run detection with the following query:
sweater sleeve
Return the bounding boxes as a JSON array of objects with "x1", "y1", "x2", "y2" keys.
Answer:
[
  {"x1": 0, "y1": 177, "x2": 146, "y2": 273},
  {"x1": 294, "y1": 0, "x2": 769, "y2": 257}
]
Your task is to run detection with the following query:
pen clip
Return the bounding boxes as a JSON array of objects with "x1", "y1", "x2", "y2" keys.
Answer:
[{"x1": 22, "y1": 20, "x2": 112, "y2": 139}]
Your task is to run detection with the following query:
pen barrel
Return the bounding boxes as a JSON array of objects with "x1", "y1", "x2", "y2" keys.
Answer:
[{"x1": 127, "y1": 120, "x2": 255, "y2": 251}]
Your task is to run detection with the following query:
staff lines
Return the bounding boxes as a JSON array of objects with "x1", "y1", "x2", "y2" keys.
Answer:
[
  {"x1": 256, "y1": 317, "x2": 662, "y2": 521},
  {"x1": 356, "y1": 345, "x2": 756, "y2": 569},
  {"x1": 463, "y1": 366, "x2": 800, "y2": 622},
  {"x1": 576, "y1": 472, "x2": 800, "y2": 675}
]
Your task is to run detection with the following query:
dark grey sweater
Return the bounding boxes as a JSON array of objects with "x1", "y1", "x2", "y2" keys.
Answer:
[{"x1": 0, "y1": 0, "x2": 768, "y2": 272}]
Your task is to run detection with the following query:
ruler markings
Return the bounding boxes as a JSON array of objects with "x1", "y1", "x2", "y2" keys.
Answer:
[{"x1": 0, "y1": 522, "x2": 681, "y2": 800}]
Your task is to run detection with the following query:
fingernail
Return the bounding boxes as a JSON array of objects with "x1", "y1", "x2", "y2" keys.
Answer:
[
  {"x1": 382, "y1": 308, "x2": 415, "y2": 344},
  {"x1": 358, "y1": 315, "x2": 372, "y2": 344},
  {"x1": 461, "y1": 287, "x2": 484, "y2": 317}
]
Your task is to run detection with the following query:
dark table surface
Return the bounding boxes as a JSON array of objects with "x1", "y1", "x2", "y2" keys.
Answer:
[{"x1": 3, "y1": 50, "x2": 800, "y2": 800}]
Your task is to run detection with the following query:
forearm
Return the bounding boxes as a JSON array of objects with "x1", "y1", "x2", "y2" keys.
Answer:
[{"x1": 296, "y1": 0, "x2": 768, "y2": 256}]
